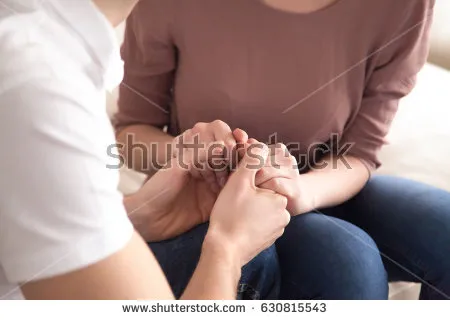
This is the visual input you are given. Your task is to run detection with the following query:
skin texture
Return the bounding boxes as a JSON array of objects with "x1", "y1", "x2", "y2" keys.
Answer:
[
  {"x1": 255, "y1": 144, "x2": 369, "y2": 215},
  {"x1": 121, "y1": 118, "x2": 370, "y2": 217},
  {"x1": 92, "y1": 0, "x2": 139, "y2": 27},
  {"x1": 21, "y1": 231, "x2": 175, "y2": 300},
  {"x1": 262, "y1": 0, "x2": 339, "y2": 14},
  {"x1": 22, "y1": 136, "x2": 290, "y2": 300}
]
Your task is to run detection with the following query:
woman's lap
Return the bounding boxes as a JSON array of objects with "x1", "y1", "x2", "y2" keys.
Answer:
[
  {"x1": 149, "y1": 175, "x2": 450, "y2": 300},
  {"x1": 276, "y1": 213, "x2": 388, "y2": 299},
  {"x1": 315, "y1": 175, "x2": 450, "y2": 299},
  {"x1": 149, "y1": 223, "x2": 281, "y2": 299}
]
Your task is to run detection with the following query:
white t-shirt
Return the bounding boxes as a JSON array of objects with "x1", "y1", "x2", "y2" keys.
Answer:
[{"x1": 0, "y1": 0, "x2": 133, "y2": 299}]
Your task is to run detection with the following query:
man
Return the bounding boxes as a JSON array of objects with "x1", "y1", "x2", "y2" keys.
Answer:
[{"x1": 0, "y1": 0, "x2": 290, "y2": 300}]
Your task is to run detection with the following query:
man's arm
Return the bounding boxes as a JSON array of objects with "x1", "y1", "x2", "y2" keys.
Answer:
[
  {"x1": 180, "y1": 238, "x2": 241, "y2": 300},
  {"x1": 0, "y1": 75, "x2": 175, "y2": 300},
  {"x1": 21, "y1": 232, "x2": 174, "y2": 300},
  {"x1": 182, "y1": 144, "x2": 290, "y2": 300},
  {"x1": 21, "y1": 231, "x2": 242, "y2": 300},
  {"x1": 116, "y1": 124, "x2": 174, "y2": 176},
  {"x1": 121, "y1": 142, "x2": 289, "y2": 300},
  {"x1": 114, "y1": 0, "x2": 177, "y2": 176},
  {"x1": 121, "y1": 154, "x2": 241, "y2": 300},
  {"x1": 22, "y1": 232, "x2": 241, "y2": 300}
]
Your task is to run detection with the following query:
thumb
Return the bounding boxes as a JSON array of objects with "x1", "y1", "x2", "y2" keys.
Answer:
[
  {"x1": 233, "y1": 128, "x2": 249, "y2": 143},
  {"x1": 229, "y1": 141, "x2": 269, "y2": 186}
]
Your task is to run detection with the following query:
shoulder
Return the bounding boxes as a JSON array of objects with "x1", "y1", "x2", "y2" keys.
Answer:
[
  {"x1": 0, "y1": 15, "x2": 101, "y2": 130},
  {"x1": 371, "y1": 0, "x2": 434, "y2": 22},
  {"x1": 1, "y1": 13, "x2": 93, "y2": 96},
  {"x1": 356, "y1": 0, "x2": 434, "y2": 62},
  {"x1": 0, "y1": 3, "x2": 132, "y2": 285},
  {"x1": 128, "y1": 0, "x2": 176, "y2": 26},
  {"x1": 354, "y1": 0, "x2": 434, "y2": 27}
]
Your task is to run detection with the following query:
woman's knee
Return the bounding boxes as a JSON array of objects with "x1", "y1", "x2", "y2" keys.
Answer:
[
  {"x1": 355, "y1": 175, "x2": 450, "y2": 215},
  {"x1": 148, "y1": 223, "x2": 209, "y2": 298},
  {"x1": 277, "y1": 214, "x2": 388, "y2": 299},
  {"x1": 354, "y1": 176, "x2": 450, "y2": 268},
  {"x1": 240, "y1": 245, "x2": 281, "y2": 299}
]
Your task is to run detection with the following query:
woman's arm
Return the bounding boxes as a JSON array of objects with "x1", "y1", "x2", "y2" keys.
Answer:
[
  {"x1": 117, "y1": 125, "x2": 174, "y2": 176},
  {"x1": 297, "y1": 2, "x2": 434, "y2": 213},
  {"x1": 299, "y1": 154, "x2": 370, "y2": 212},
  {"x1": 123, "y1": 144, "x2": 289, "y2": 300},
  {"x1": 257, "y1": 3, "x2": 434, "y2": 214},
  {"x1": 180, "y1": 238, "x2": 241, "y2": 300},
  {"x1": 255, "y1": 146, "x2": 369, "y2": 215},
  {"x1": 114, "y1": 1, "x2": 176, "y2": 176}
]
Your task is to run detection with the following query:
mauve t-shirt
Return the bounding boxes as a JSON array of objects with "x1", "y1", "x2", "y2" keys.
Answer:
[{"x1": 114, "y1": 0, "x2": 434, "y2": 171}]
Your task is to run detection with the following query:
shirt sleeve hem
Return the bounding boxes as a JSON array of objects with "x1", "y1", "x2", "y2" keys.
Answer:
[
  {"x1": 2, "y1": 220, "x2": 134, "y2": 284},
  {"x1": 346, "y1": 151, "x2": 377, "y2": 178}
]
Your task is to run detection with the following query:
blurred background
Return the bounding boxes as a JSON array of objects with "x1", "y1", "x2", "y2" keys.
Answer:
[{"x1": 428, "y1": 1, "x2": 450, "y2": 69}]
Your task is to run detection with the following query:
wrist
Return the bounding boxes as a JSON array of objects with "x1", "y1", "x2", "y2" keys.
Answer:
[
  {"x1": 294, "y1": 176, "x2": 318, "y2": 215},
  {"x1": 123, "y1": 191, "x2": 155, "y2": 237},
  {"x1": 123, "y1": 193, "x2": 140, "y2": 215},
  {"x1": 202, "y1": 231, "x2": 242, "y2": 281},
  {"x1": 123, "y1": 190, "x2": 149, "y2": 216}
]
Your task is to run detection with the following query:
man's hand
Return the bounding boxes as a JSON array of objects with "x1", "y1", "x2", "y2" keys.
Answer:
[
  {"x1": 255, "y1": 143, "x2": 315, "y2": 215},
  {"x1": 124, "y1": 151, "x2": 221, "y2": 242},
  {"x1": 124, "y1": 126, "x2": 245, "y2": 243},
  {"x1": 205, "y1": 141, "x2": 291, "y2": 266},
  {"x1": 172, "y1": 120, "x2": 248, "y2": 193}
]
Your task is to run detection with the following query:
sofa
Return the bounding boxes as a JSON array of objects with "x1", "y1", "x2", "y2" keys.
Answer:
[{"x1": 109, "y1": 6, "x2": 450, "y2": 299}]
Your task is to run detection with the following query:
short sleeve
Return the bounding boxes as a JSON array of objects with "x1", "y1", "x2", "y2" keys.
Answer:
[
  {"x1": 340, "y1": 1, "x2": 434, "y2": 171},
  {"x1": 113, "y1": 0, "x2": 176, "y2": 132},
  {"x1": 0, "y1": 77, "x2": 133, "y2": 283}
]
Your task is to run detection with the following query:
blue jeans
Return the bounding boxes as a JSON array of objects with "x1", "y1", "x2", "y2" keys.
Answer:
[
  {"x1": 149, "y1": 224, "x2": 280, "y2": 299},
  {"x1": 150, "y1": 175, "x2": 450, "y2": 299}
]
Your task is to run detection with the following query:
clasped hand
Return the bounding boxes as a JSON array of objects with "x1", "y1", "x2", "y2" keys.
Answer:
[{"x1": 128, "y1": 121, "x2": 305, "y2": 266}]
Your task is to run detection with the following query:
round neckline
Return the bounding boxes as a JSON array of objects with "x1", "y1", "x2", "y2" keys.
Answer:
[{"x1": 257, "y1": 0, "x2": 344, "y2": 18}]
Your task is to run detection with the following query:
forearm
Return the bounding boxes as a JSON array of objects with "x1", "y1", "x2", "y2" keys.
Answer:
[
  {"x1": 302, "y1": 155, "x2": 370, "y2": 212},
  {"x1": 117, "y1": 124, "x2": 174, "y2": 176},
  {"x1": 123, "y1": 201, "x2": 242, "y2": 300},
  {"x1": 123, "y1": 193, "x2": 152, "y2": 239},
  {"x1": 22, "y1": 232, "x2": 175, "y2": 300},
  {"x1": 125, "y1": 195, "x2": 241, "y2": 300},
  {"x1": 181, "y1": 236, "x2": 241, "y2": 300}
]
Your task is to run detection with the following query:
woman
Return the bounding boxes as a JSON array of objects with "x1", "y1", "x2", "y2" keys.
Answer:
[{"x1": 115, "y1": 0, "x2": 450, "y2": 299}]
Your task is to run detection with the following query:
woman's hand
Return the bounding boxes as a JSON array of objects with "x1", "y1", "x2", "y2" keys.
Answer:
[
  {"x1": 172, "y1": 120, "x2": 248, "y2": 193},
  {"x1": 125, "y1": 140, "x2": 291, "y2": 250},
  {"x1": 206, "y1": 141, "x2": 291, "y2": 266},
  {"x1": 255, "y1": 143, "x2": 316, "y2": 216}
]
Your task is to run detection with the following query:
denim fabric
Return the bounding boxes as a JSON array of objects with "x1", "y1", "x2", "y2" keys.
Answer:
[
  {"x1": 150, "y1": 175, "x2": 450, "y2": 300},
  {"x1": 277, "y1": 175, "x2": 450, "y2": 300},
  {"x1": 149, "y1": 223, "x2": 280, "y2": 299}
]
